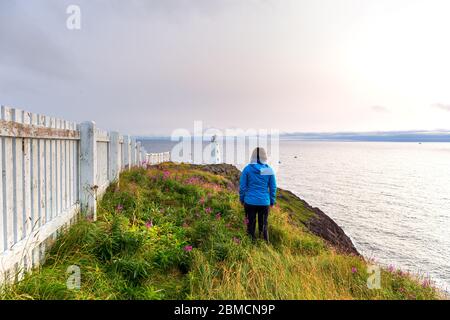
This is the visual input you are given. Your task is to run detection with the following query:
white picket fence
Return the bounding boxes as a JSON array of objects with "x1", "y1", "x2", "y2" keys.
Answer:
[{"x1": 0, "y1": 106, "x2": 170, "y2": 282}]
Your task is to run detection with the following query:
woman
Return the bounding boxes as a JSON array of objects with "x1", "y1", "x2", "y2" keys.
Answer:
[{"x1": 239, "y1": 147, "x2": 277, "y2": 242}]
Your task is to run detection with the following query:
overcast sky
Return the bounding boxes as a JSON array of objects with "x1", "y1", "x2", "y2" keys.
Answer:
[{"x1": 1, "y1": 0, "x2": 450, "y2": 135}]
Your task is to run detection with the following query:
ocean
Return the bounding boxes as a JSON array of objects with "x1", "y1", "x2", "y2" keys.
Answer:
[{"x1": 140, "y1": 139, "x2": 450, "y2": 292}]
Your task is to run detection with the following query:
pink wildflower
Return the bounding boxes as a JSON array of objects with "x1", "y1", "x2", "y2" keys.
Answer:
[
  {"x1": 186, "y1": 177, "x2": 200, "y2": 185},
  {"x1": 145, "y1": 220, "x2": 153, "y2": 228},
  {"x1": 351, "y1": 267, "x2": 357, "y2": 274},
  {"x1": 215, "y1": 213, "x2": 221, "y2": 220},
  {"x1": 205, "y1": 207, "x2": 212, "y2": 214},
  {"x1": 388, "y1": 265, "x2": 395, "y2": 273},
  {"x1": 233, "y1": 237, "x2": 241, "y2": 244},
  {"x1": 422, "y1": 279, "x2": 431, "y2": 288},
  {"x1": 116, "y1": 204, "x2": 123, "y2": 212},
  {"x1": 183, "y1": 245, "x2": 193, "y2": 252}
]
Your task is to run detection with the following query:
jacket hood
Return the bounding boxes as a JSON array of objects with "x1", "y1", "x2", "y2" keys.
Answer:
[
  {"x1": 250, "y1": 147, "x2": 268, "y2": 164},
  {"x1": 249, "y1": 163, "x2": 275, "y2": 176}
]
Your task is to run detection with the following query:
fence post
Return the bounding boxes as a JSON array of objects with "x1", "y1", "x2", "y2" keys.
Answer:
[
  {"x1": 109, "y1": 131, "x2": 120, "y2": 181},
  {"x1": 123, "y1": 135, "x2": 130, "y2": 169},
  {"x1": 79, "y1": 121, "x2": 97, "y2": 220},
  {"x1": 142, "y1": 148, "x2": 146, "y2": 166},
  {"x1": 136, "y1": 141, "x2": 142, "y2": 166},
  {"x1": 130, "y1": 137, "x2": 136, "y2": 167}
]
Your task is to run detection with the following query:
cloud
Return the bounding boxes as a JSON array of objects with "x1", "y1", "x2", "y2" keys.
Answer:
[
  {"x1": 370, "y1": 105, "x2": 389, "y2": 113},
  {"x1": 431, "y1": 103, "x2": 450, "y2": 112},
  {"x1": 2, "y1": 1, "x2": 450, "y2": 134},
  {"x1": 0, "y1": 2, "x2": 81, "y2": 80}
]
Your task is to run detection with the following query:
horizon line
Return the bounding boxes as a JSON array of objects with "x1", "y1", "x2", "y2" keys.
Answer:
[{"x1": 136, "y1": 129, "x2": 450, "y2": 142}]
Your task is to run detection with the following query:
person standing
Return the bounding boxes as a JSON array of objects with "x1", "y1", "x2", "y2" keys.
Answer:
[{"x1": 239, "y1": 147, "x2": 277, "y2": 242}]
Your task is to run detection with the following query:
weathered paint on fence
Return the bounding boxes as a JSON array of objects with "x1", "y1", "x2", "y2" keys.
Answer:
[{"x1": 0, "y1": 106, "x2": 170, "y2": 282}]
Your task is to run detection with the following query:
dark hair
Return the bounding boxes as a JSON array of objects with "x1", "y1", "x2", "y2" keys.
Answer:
[
  {"x1": 256, "y1": 147, "x2": 261, "y2": 164},
  {"x1": 250, "y1": 147, "x2": 267, "y2": 164}
]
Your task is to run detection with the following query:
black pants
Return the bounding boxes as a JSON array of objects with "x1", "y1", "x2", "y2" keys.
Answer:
[{"x1": 244, "y1": 204, "x2": 269, "y2": 242}]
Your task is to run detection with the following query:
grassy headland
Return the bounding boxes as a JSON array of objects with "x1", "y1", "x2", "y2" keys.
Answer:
[{"x1": 0, "y1": 163, "x2": 441, "y2": 299}]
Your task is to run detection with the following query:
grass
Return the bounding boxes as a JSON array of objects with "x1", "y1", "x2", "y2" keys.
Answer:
[{"x1": 0, "y1": 163, "x2": 442, "y2": 300}]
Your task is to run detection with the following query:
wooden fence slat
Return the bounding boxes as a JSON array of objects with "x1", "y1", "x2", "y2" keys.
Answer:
[
  {"x1": 38, "y1": 115, "x2": 47, "y2": 227},
  {"x1": 75, "y1": 124, "x2": 80, "y2": 204},
  {"x1": 22, "y1": 110, "x2": 32, "y2": 240},
  {"x1": 68, "y1": 123, "x2": 73, "y2": 210},
  {"x1": 45, "y1": 116, "x2": 52, "y2": 223},
  {"x1": 31, "y1": 113, "x2": 39, "y2": 234},
  {"x1": 12, "y1": 108, "x2": 24, "y2": 243},
  {"x1": 51, "y1": 117, "x2": 57, "y2": 221},
  {"x1": 62, "y1": 119, "x2": 66, "y2": 213},
  {"x1": 62, "y1": 120, "x2": 66, "y2": 213},
  {"x1": 3, "y1": 135, "x2": 14, "y2": 250},
  {"x1": 55, "y1": 119, "x2": 60, "y2": 218},
  {"x1": 34, "y1": 115, "x2": 44, "y2": 266},
  {"x1": 72, "y1": 123, "x2": 77, "y2": 206},
  {"x1": 0, "y1": 123, "x2": 3, "y2": 252},
  {"x1": 2, "y1": 106, "x2": 15, "y2": 250},
  {"x1": 64, "y1": 121, "x2": 69, "y2": 212}
]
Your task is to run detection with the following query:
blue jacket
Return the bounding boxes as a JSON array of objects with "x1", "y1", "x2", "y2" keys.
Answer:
[{"x1": 239, "y1": 163, "x2": 277, "y2": 206}]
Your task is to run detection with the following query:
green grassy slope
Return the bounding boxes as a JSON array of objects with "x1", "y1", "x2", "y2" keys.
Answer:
[{"x1": 1, "y1": 163, "x2": 441, "y2": 300}]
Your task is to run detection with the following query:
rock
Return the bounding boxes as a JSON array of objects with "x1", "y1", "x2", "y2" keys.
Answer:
[{"x1": 278, "y1": 189, "x2": 360, "y2": 256}]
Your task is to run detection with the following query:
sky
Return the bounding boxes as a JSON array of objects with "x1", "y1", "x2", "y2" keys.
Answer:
[{"x1": 1, "y1": 0, "x2": 450, "y2": 135}]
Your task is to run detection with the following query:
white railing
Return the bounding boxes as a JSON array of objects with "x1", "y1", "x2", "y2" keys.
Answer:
[
  {"x1": 146, "y1": 152, "x2": 171, "y2": 165},
  {"x1": 0, "y1": 106, "x2": 170, "y2": 282}
]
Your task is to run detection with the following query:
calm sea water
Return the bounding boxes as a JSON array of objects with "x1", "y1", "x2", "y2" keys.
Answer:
[
  {"x1": 141, "y1": 139, "x2": 450, "y2": 292},
  {"x1": 277, "y1": 141, "x2": 450, "y2": 293}
]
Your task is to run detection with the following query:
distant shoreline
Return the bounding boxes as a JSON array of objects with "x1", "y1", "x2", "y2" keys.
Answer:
[
  {"x1": 280, "y1": 138, "x2": 450, "y2": 143},
  {"x1": 280, "y1": 132, "x2": 450, "y2": 142},
  {"x1": 137, "y1": 130, "x2": 450, "y2": 143}
]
